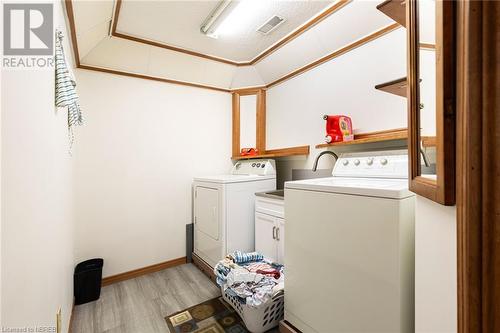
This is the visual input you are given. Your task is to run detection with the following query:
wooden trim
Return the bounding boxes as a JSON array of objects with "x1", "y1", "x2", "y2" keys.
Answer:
[
  {"x1": 263, "y1": 146, "x2": 310, "y2": 157},
  {"x1": 192, "y1": 253, "x2": 217, "y2": 284},
  {"x1": 232, "y1": 89, "x2": 267, "y2": 156},
  {"x1": 419, "y1": 42, "x2": 436, "y2": 50},
  {"x1": 111, "y1": 0, "x2": 237, "y2": 66},
  {"x1": 112, "y1": 31, "x2": 240, "y2": 66},
  {"x1": 421, "y1": 135, "x2": 436, "y2": 148},
  {"x1": 267, "y1": 23, "x2": 401, "y2": 88},
  {"x1": 279, "y1": 320, "x2": 302, "y2": 333},
  {"x1": 256, "y1": 90, "x2": 266, "y2": 152},
  {"x1": 110, "y1": 0, "x2": 121, "y2": 38},
  {"x1": 407, "y1": 0, "x2": 456, "y2": 205},
  {"x1": 249, "y1": 0, "x2": 351, "y2": 65},
  {"x1": 456, "y1": 1, "x2": 500, "y2": 331},
  {"x1": 232, "y1": 93, "x2": 241, "y2": 157},
  {"x1": 231, "y1": 145, "x2": 310, "y2": 160},
  {"x1": 101, "y1": 257, "x2": 187, "y2": 286},
  {"x1": 232, "y1": 87, "x2": 267, "y2": 96},
  {"x1": 316, "y1": 128, "x2": 407, "y2": 148},
  {"x1": 65, "y1": 0, "x2": 231, "y2": 93},
  {"x1": 64, "y1": 0, "x2": 80, "y2": 67},
  {"x1": 434, "y1": 0, "x2": 456, "y2": 205},
  {"x1": 66, "y1": 0, "x2": 399, "y2": 93},
  {"x1": 111, "y1": 0, "x2": 350, "y2": 66},
  {"x1": 78, "y1": 65, "x2": 230, "y2": 93}
]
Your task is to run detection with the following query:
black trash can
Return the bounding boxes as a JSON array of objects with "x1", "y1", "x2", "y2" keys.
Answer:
[{"x1": 74, "y1": 258, "x2": 104, "y2": 305}]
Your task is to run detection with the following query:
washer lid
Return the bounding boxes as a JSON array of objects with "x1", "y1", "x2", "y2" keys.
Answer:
[
  {"x1": 285, "y1": 176, "x2": 414, "y2": 199},
  {"x1": 194, "y1": 174, "x2": 276, "y2": 184}
]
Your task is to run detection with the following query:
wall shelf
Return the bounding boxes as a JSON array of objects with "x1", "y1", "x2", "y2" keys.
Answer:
[
  {"x1": 232, "y1": 145, "x2": 310, "y2": 160},
  {"x1": 316, "y1": 128, "x2": 408, "y2": 148},
  {"x1": 375, "y1": 77, "x2": 408, "y2": 97},
  {"x1": 377, "y1": 0, "x2": 406, "y2": 27},
  {"x1": 421, "y1": 136, "x2": 437, "y2": 147}
]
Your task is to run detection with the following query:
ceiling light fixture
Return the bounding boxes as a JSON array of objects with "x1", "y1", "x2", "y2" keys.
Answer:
[{"x1": 200, "y1": 0, "x2": 266, "y2": 39}]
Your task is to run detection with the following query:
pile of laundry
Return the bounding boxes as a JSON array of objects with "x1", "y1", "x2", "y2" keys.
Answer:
[{"x1": 214, "y1": 251, "x2": 284, "y2": 307}]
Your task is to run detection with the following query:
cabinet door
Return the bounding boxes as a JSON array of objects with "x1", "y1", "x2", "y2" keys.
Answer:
[
  {"x1": 276, "y1": 218, "x2": 285, "y2": 265},
  {"x1": 255, "y1": 212, "x2": 277, "y2": 262}
]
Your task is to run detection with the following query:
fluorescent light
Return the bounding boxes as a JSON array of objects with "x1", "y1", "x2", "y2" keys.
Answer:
[
  {"x1": 201, "y1": 0, "x2": 266, "y2": 39},
  {"x1": 200, "y1": 0, "x2": 233, "y2": 39},
  {"x1": 214, "y1": 0, "x2": 266, "y2": 37}
]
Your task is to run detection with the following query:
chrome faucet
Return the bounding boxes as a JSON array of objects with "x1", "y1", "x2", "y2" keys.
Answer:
[{"x1": 312, "y1": 150, "x2": 339, "y2": 171}]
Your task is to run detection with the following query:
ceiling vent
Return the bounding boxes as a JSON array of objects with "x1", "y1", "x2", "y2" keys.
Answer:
[{"x1": 257, "y1": 15, "x2": 286, "y2": 35}]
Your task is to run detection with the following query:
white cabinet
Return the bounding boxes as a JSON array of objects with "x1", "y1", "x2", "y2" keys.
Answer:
[
  {"x1": 255, "y1": 195, "x2": 285, "y2": 264},
  {"x1": 255, "y1": 213, "x2": 278, "y2": 262},
  {"x1": 276, "y1": 217, "x2": 285, "y2": 264}
]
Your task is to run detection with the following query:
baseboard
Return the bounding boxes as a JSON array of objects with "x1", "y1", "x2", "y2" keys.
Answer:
[
  {"x1": 101, "y1": 257, "x2": 187, "y2": 286},
  {"x1": 279, "y1": 320, "x2": 302, "y2": 333},
  {"x1": 192, "y1": 252, "x2": 217, "y2": 285}
]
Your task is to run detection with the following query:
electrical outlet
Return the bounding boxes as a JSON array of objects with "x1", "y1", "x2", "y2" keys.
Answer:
[{"x1": 56, "y1": 308, "x2": 62, "y2": 333}]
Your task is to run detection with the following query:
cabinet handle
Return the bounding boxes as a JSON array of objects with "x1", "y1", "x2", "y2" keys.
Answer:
[
  {"x1": 272, "y1": 226, "x2": 276, "y2": 240},
  {"x1": 276, "y1": 227, "x2": 280, "y2": 241}
]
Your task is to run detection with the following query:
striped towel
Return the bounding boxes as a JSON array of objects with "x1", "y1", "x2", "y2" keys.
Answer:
[
  {"x1": 229, "y1": 251, "x2": 264, "y2": 264},
  {"x1": 55, "y1": 30, "x2": 83, "y2": 151}
]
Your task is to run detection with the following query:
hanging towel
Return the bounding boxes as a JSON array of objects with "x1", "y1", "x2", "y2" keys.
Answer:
[{"x1": 55, "y1": 29, "x2": 83, "y2": 151}]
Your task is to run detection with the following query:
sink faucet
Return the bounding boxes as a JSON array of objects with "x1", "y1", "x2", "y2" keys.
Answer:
[{"x1": 312, "y1": 151, "x2": 339, "y2": 171}]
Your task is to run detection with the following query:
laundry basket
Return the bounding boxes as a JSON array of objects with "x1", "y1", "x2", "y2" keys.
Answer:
[{"x1": 222, "y1": 288, "x2": 284, "y2": 333}]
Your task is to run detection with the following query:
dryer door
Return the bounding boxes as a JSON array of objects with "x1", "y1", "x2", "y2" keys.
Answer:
[{"x1": 195, "y1": 186, "x2": 220, "y2": 240}]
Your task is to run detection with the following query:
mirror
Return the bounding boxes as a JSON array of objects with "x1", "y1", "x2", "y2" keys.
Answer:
[
  {"x1": 231, "y1": 89, "x2": 266, "y2": 158},
  {"x1": 239, "y1": 95, "x2": 257, "y2": 149},
  {"x1": 418, "y1": 0, "x2": 436, "y2": 178},
  {"x1": 407, "y1": 0, "x2": 455, "y2": 205}
]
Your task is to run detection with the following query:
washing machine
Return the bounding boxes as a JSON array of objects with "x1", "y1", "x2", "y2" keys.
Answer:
[
  {"x1": 284, "y1": 150, "x2": 415, "y2": 333},
  {"x1": 193, "y1": 159, "x2": 276, "y2": 268}
]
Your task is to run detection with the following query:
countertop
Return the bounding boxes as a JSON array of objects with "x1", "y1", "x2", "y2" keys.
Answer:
[{"x1": 255, "y1": 189, "x2": 284, "y2": 200}]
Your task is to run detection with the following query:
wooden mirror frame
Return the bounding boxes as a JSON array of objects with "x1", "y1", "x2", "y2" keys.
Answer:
[
  {"x1": 231, "y1": 88, "x2": 266, "y2": 158},
  {"x1": 407, "y1": 0, "x2": 456, "y2": 205}
]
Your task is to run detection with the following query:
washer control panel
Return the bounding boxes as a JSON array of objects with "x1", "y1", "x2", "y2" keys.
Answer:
[
  {"x1": 332, "y1": 150, "x2": 408, "y2": 179},
  {"x1": 231, "y1": 159, "x2": 276, "y2": 176}
]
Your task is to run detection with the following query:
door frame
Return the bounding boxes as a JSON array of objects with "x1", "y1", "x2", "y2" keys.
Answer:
[{"x1": 456, "y1": 1, "x2": 500, "y2": 332}]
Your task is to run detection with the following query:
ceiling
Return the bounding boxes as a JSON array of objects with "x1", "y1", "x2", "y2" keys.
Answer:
[
  {"x1": 116, "y1": 0, "x2": 334, "y2": 62},
  {"x1": 70, "y1": 0, "x2": 401, "y2": 90}
]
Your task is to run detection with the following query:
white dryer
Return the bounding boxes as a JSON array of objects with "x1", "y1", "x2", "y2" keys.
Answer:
[
  {"x1": 193, "y1": 159, "x2": 276, "y2": 268},
  {"x1": 284, "y1": 150, "x2": 415, "y2": 333}
]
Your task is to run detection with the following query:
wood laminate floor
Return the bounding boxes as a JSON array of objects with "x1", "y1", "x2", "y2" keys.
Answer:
[{"x1": 71, "y1": 263, "x2": 279, "y2": 333}]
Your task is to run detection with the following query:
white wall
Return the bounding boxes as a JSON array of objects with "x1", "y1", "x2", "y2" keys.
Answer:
[
  {"x1": 73, "y1": 70, "x2": 232, "y2": 277},
  {"x1": 266, "y1": 28, "x2": 407, "y2": 175},
  {"x1": 1, "y1": 1, "x2": 75, "y2": 331},
  {"x1": 415, "y1": 197, "x2": 457, "y2": 333}
]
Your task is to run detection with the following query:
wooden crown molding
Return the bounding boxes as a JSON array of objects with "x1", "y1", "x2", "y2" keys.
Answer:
[
  {"x1": 111, "y1": 0, "x2": 351, "y2": 67},
  {"x1": 66, "y1": 0, "x2": 401, "y2": 93},
  {"x1": 65, "y1": 0, "x2": 80, "y2": 67},
  {"x1": 78, "y1": 65, "x2": 231, "y2": 93},
  {"x1": 65, "y1": 0, "x2": 230, "y2": 93}
]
